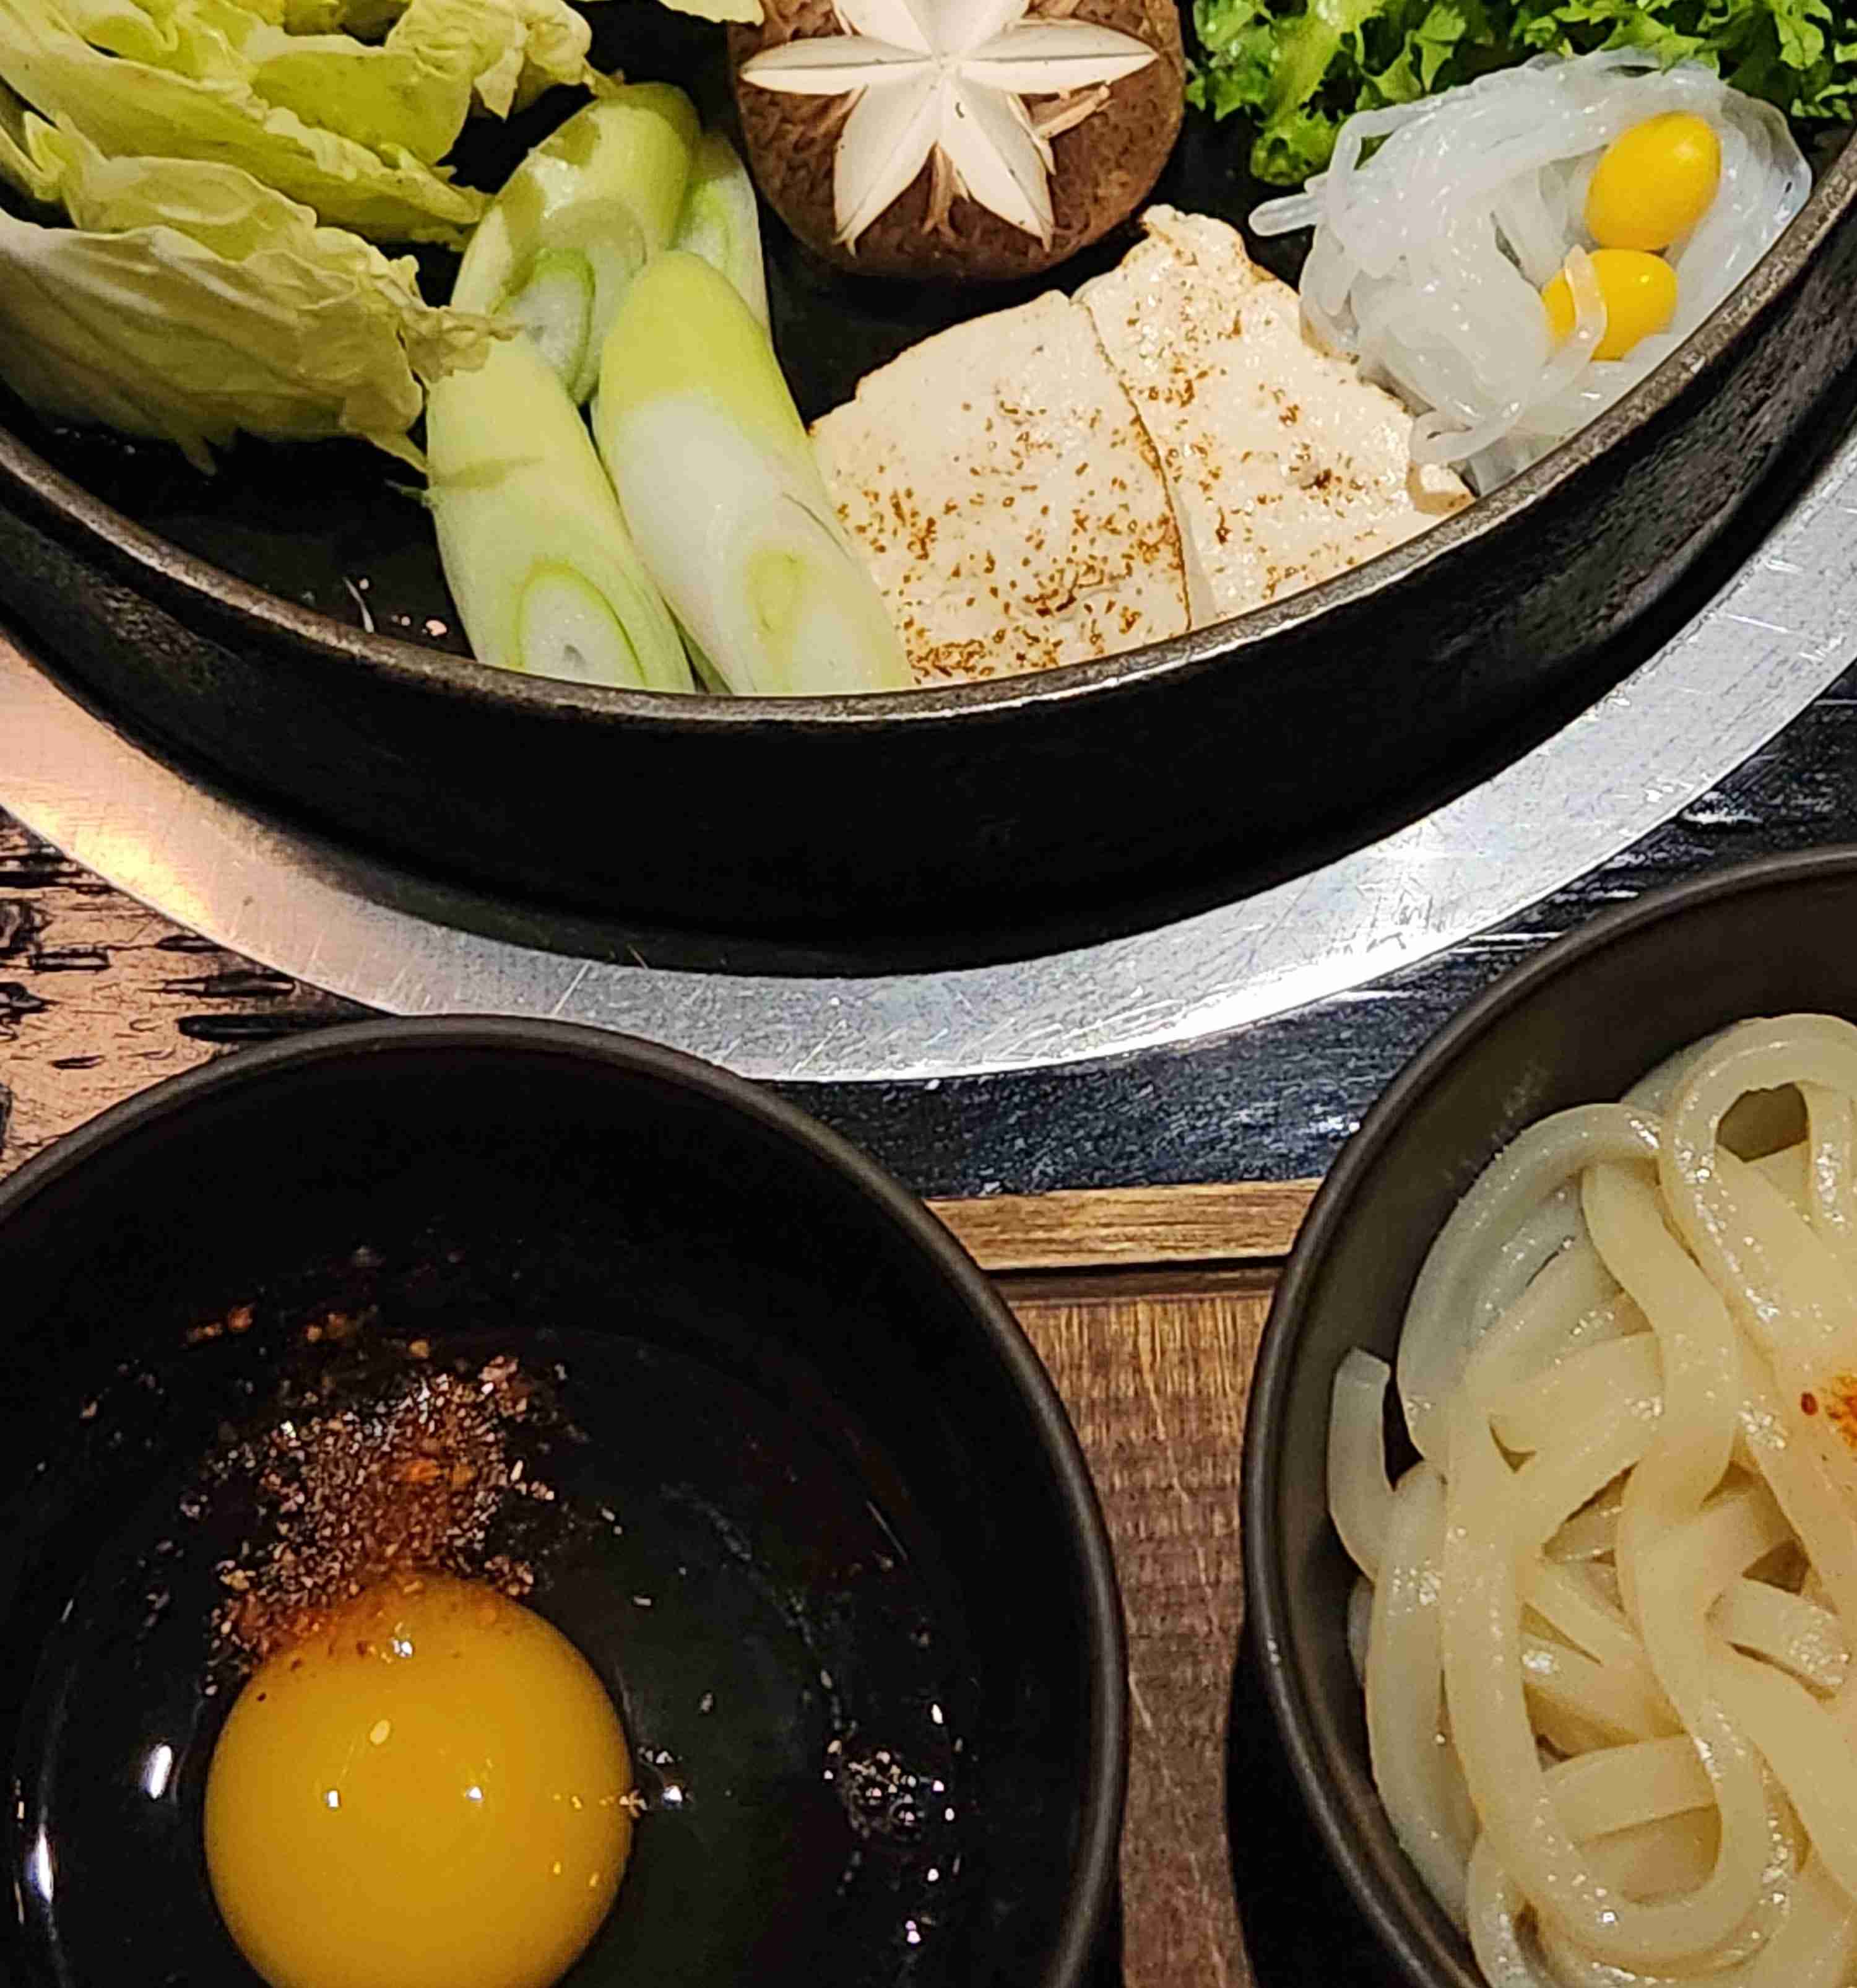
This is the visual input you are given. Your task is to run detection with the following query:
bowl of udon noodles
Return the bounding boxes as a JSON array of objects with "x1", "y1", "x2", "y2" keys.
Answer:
[{"x1": 1244, "y1": 843, "x2": 1857, "y2": 1988}]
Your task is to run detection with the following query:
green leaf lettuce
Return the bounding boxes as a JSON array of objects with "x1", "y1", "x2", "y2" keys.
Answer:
[
  {"x1": 1188, "y1": 0, "x2": 1857, "y2": 182},
  {"x1": 239, "y1": 0, "x2": 610, "y2": 163}
]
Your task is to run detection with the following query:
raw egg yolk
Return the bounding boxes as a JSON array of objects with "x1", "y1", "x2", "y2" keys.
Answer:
[
  {"x1": 1542, "y1": 249, "x2": 1679, "y2": 363},
  {"x1": 205, "y1": 1577, "x2": 633, "y2": 1988},
  {"x1": 1585, "y1": 112, "x2": 1721, "y2": 252}
]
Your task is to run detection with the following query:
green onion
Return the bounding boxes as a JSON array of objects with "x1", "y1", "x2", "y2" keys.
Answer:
[
  {"x1": 452, "y1": 82, "x2": 698, "y2": 402},
  {"x1": 670, "y1": 129, "x2": 768, "y2": 328},
  {"x1": 592, "y1": 251, "x2": 910, "y2": 698},
  {"x1": 427, "y1": 333, "x2": 692, "y2": 691}
]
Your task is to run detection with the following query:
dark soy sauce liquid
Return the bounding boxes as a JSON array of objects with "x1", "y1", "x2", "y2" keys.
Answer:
[{"x1": 11, "y1": 1308, "x2": 972, "y2": 1988}]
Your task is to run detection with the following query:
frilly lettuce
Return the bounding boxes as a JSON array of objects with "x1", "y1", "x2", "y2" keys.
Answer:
[
  {"x1": 51, "y1": 0, "x2": 607, "y2": 118},
  {"x1": 0, "y1": 82, "x2": 53, "y2": 199},
  {"x1": 277, "y1": 0, "x2": 405, "y2": 33},
  {"x1": 0, "y1": 117, "x2": 500, "y2": 467},
  {"x1": 1188, "y1": 0, "x2": 1857, "y2": 184}
]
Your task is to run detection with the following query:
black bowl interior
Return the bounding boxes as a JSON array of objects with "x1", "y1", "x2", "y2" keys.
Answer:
[
  {"x1": 1244, "y1": 846, "x2": 1857, "y2": 1988},
  {"x1": 0, "y1": 1023, "x2": 1123, "y2": 1988}
]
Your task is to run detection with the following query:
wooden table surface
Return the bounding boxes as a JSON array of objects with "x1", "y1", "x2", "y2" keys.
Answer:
[{"x1": 0, "y1": 810, "x2": 1320, "y2": 1988}]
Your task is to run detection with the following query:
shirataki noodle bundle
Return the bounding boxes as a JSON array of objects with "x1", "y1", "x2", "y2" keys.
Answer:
[
  {"x1": 1252, "y1": 53, "x2": 1811, "y2": 493},
  {"x1": 1330, "y1": 1014, "x2": 1857, "y2": 1987}
]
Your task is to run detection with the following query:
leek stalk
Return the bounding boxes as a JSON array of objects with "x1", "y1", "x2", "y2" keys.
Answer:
[
  {"x1": 451, "y1": 83, "x2": 698, "y2": 402},
  {"x1": 427, "y1": 333, "x2": 692, "y2": 690},
  {"x1": 592, "y1": 251, "x2": 909, "y2": 697},
  {"x1": 670, "y1": 129, "x2": 768, "y2": 328}
]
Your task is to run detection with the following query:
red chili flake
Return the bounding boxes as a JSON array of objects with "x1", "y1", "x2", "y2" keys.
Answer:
[
  {"x1": 1802, "y1": 1392, "x2": 1820, "y2": 1415},
  {"x1": 1827, "y1": 1374, "x2": 1857, "y2": 1453},
  {"x1": 206, "y1": 1355, "x2": 555, "y2": 1664}
]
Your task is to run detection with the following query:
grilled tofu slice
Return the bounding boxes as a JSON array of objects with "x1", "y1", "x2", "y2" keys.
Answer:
[
  {"x1": 1078, "y1": 206, "x2": 1470, "y2": 624},
  {"x1": 810, "y1": 292, "x2": 1192, "y2": 685}
]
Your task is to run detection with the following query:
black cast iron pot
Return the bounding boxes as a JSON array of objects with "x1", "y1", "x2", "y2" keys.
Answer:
[{"x1": 2, "y1": 17, "x2": 1855, "y2": 937}]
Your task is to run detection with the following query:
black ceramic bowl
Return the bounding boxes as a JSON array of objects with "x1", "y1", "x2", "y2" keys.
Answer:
[
  {"x1": 1242, "y1": 844, "x2": 1857, "y2": 1988},
  {"x1": 0, "y1": 1018, "x2": 1125, "y2": 1988}
]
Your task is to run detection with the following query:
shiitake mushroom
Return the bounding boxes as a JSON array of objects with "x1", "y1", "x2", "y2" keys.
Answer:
[{"x1": 729, "y1": 0, "x2": 1184, "y2": 282}]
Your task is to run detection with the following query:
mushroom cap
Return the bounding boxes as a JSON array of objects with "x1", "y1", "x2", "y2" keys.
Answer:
[{"x1": 729, "y1": 0, "x2": 1184, "y2": 281}]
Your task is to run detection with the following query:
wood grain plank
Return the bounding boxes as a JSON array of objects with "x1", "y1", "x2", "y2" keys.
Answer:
[
  {"x1": 0, "y1": 818, "x2": 360, "y2": 1176},
  {"x1": 931, "y1": 1183, "x2": 1314, "y2": 1273},
  {"x1": 1010, "y1": 1270, "x2": 1268, "y2": 1988}
]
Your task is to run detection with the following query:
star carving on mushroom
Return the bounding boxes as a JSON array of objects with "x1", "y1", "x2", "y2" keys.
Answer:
[{"x1": 738, "y1": 0, "x2": 1159, "y2": 248}]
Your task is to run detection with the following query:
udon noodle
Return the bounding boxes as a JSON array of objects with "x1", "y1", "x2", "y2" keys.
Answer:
[{"x1": 1330, "y1": 1014, "x2": 1857, "y2": 1986}]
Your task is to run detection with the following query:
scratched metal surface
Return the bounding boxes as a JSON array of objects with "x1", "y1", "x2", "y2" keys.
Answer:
[
  {"x1": 4, "y1": 386, "x2": 1857, "y2": 1098},
  {"x1": 9, "y1": 388, "x2": 1857, "y2": 1189},
  {"x1": 3, "y1": 645, "x2": 1855, "y2": 1197},
  {"x1": 798, "y1": 664, "x2": 1857, "y2": 1194}
]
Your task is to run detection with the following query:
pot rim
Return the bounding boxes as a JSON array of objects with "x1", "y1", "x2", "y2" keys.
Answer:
[{"x1": 0, "y1": 1013, "x2": 1131, "y2": 1988}]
